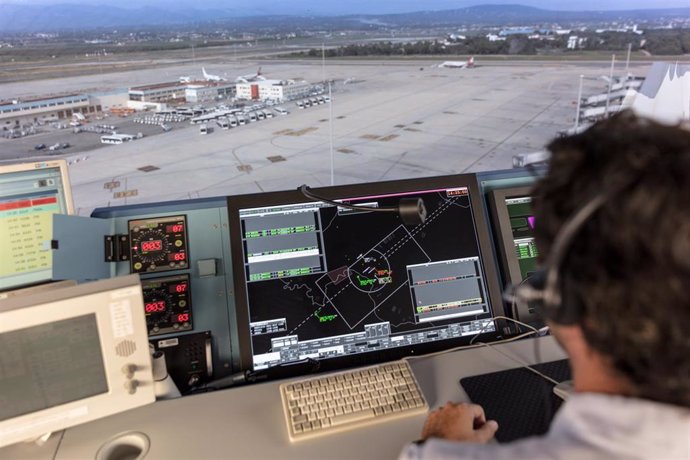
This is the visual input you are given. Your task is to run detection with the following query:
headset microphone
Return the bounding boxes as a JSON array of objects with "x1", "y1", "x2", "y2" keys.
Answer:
[{"x1": 298, "y1": 185, "x2": 427, "y2": 226}]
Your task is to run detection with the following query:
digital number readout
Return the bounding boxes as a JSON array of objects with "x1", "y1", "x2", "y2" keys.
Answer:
[
  {"x1": 141, "y1": 274, "x2": 193, "y2": 336},
  {"x1": 128, "y1": 215, "x2": 188, "y2": 274}
]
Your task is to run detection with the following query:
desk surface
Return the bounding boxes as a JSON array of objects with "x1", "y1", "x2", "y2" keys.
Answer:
[{"x1": 2, "y1": 336, "x2": 566, "y2": 460}]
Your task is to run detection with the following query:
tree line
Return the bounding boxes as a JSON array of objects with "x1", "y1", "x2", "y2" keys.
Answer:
[{"x1": 296, "y1": 30, "x2": 690, "y2": 58}]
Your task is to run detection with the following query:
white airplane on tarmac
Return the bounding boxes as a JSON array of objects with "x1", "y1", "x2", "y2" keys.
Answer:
[
  {"x1": 438, "y1": 57, "x2": 475, "y2": 69},
  {"x1": 202, "y1": 67, "x2": 226, "y2": 82}
]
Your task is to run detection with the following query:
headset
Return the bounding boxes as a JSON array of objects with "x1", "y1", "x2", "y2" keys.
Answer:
[{"x1": 510, "y1": 192, "x2": 609, "y2": 325}]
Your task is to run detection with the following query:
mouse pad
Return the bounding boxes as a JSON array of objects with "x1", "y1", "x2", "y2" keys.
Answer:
[{"x1": 459, "y1": 359, "x2": 571, "y2": 443}]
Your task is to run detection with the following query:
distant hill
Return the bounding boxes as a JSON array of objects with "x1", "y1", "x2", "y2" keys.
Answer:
[
  {"x1": 352, "y1": 4, "x2": 690, "y2": 26},
  {"x1": 1, "y1": 3, "x2": 690, "y2": 33}
]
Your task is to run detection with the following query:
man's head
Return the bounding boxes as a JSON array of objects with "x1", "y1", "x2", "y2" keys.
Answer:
[{"x1": 531, "y1": 110, "x2": 690, "y2": 406}]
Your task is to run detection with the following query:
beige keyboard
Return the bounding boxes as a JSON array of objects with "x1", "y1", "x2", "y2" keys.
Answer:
[{"x1": 280, "y1": 360, "x2": 428, "y2": 442}]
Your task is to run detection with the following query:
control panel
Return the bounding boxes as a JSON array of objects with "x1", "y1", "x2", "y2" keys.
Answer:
[
  {"x1": 142, "y1": 274, "x2": 193, "y2": 336},
  {"x1": 91, "y1": 198, "x2": 241, "y2": 386},
  {"x1": 128, "y1": 215, "x2": 189, "y2": 274}
]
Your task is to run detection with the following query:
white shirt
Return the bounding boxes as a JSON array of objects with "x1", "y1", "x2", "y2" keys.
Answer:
[{"x1": 399, "y1": 393, "x2": 690, "y2": 460}]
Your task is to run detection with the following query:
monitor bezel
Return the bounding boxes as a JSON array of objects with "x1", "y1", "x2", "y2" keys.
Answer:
[
  {"x1": 227, "y1": 174, "x2": 507, "y2": 376},
  {"x1": 487, "y1": 186, "x2": 537, "y2": 322}
]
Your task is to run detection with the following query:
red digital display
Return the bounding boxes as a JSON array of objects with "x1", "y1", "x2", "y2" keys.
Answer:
[
  {"x1": 168, "y1": 252, "x2": 186, "y2": 262},
  {"x1": 141, "y1": 240, "x2": 162, "y2": 252},
  {"x1": 170, "y1": 283, "x2": 188, "y2": 293},
  {"x1": 166, "y1": 224, "x2": 184, "y2": 233},
  {"x1": 145, "y1": 301, "x2": 166, "y2": 313},
  {"x1": 177, "y1": 313, "x2": 190, "y2": 323}
]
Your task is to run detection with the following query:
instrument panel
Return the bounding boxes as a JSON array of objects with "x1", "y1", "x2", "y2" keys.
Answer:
[
  {"x1": 142, "y1": 274, "x2": 193, "y2": 336},
  {"x1": 128, "y1": 215, "x2": 189, "y2": 273}
]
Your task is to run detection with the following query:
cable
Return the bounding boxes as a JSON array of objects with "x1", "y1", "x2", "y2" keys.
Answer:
[
  {"x1": 469, "y1": 315, "x2": 538, "y2": 345},
  {"x1": 475, "y1": 341, "x2": 560, "y2": 386},
  {"x1": 402, "y1": 314, "x2": 541, "y2": 363},
  {"x1": 403, "y1": 315, "x2": 561, "y2": 389},
  {"x1": 402, "y1": 330, "x2": 537, "y2": 363}
]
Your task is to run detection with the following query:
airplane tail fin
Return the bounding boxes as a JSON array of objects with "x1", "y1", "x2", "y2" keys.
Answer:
[{"x1": 468, "y1": 57, "x2": 475, "y2": 68}]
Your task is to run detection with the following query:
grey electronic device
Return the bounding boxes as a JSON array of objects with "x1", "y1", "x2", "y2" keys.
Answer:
[{"x1": 0, "y1": 275, "x2": 156, "y2": 448}]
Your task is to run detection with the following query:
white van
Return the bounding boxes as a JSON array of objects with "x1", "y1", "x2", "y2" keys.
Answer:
[{"x1": 217, "y1": 118, "x2": 230, "y2": 129}]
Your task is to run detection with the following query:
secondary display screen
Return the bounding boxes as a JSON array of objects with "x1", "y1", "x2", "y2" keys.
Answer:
[
  {"x1": 0, "y1": 314, "x2": 108, "y2": 421},
  {"x1": 236, "y1": 185, "x2": 497, "y2": 371},
  {"x1": 505, "y1": 196, "x2": 538, "y2": 279},
  {"x1": 0, "y1": 164, "x2": 72, "y2": 291}
]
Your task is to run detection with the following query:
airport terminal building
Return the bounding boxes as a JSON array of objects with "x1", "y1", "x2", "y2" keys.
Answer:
[
  {"x1": 0, "y1": 94, "x2": 101, "y2": 128},
  {"x1": 235, "y1": 79, "x2": 311, "y2": 102}
]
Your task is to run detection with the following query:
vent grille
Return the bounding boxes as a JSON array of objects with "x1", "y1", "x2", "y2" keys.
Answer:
[{"x1": 116, "y1": 339, "x2": 136, "y2": 357}]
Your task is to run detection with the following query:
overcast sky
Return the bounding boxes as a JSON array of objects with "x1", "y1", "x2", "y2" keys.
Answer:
[{"x1": 4, "y1": 0, "x2": 690, "y2": 14}]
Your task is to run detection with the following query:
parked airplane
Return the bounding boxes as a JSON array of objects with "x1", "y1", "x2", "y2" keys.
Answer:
[
  {"x1": 235, "y1": 67, "x2": 266, "y2": 83},
  {"x1": 202, "y1": 68, "x2": 226, "y2": 82},
  {"x1": 438, "y1": 57, "x2": 475, "y2": 69}
]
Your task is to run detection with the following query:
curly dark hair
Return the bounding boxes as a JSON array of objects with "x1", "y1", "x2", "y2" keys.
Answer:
[{"x1": 532, "y1": 110, "x2": 690, "y2": 407}]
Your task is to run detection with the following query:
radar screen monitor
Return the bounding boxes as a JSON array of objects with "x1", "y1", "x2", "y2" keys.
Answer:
[
  {"x1": 0, "y1": 275, "x2": 155, "y2": 448},
  {"x1": 228, "y1": 175, "x2": 506, "y2": 374},
  {"x1": 0, "y1": 160, "x2": 74, "y2": 292}
]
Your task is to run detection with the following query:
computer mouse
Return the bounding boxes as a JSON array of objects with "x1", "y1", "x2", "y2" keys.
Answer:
[{"x1": 553, "y1": 380, "x2": 575, "y2": 401}]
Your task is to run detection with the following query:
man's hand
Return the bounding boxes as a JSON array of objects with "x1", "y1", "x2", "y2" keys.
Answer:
[{"x1": 421, "y1": 402, "x2": 498, "y2": 443}]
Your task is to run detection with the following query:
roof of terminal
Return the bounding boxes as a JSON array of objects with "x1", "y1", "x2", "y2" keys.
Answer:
[
  {"x1": 129, "y1": 82, "x2": 188, "y2": 91},
  {"x1": 0, "y1": 93, "x2": 86, "y2": 107}
]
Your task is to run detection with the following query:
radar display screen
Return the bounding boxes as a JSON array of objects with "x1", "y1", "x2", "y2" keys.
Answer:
[
  {"x1": 128, "y1": 216, "x2": 188, "y2": 274},
  {"x1": 229, "y1": 178, "x2": 504, "y2": 372},
  {"x1": 141, "y1": 274, "x2": 192, "y2": 336}
]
